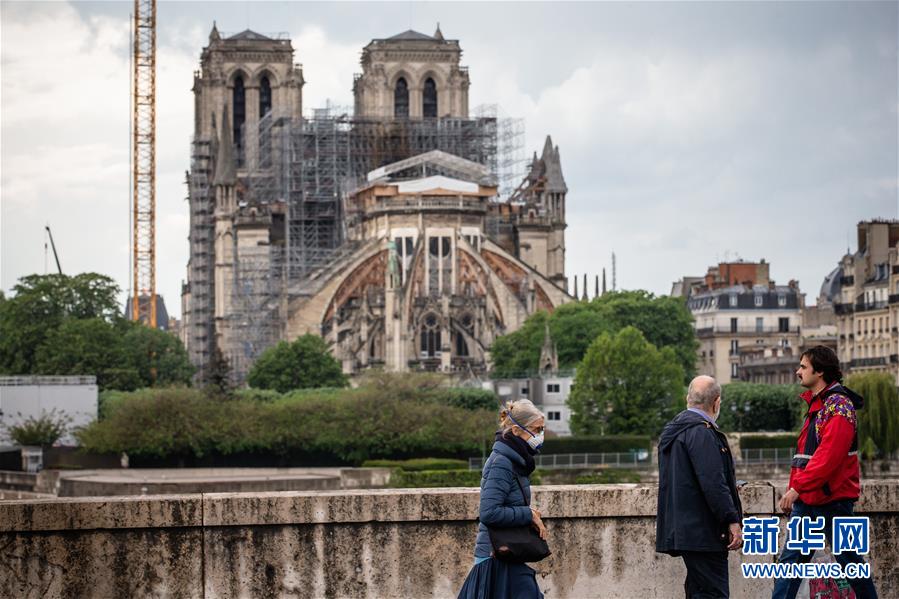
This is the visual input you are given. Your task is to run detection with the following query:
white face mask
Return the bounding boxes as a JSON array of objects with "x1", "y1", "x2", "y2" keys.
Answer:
[{"x1": 526, "y1": 431, "x2": 544, "y2": 451}]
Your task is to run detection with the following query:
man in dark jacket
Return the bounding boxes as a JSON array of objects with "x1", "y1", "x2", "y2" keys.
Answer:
[{"x1": 657, "y1": 375, "x2": 743, "y2": 599}]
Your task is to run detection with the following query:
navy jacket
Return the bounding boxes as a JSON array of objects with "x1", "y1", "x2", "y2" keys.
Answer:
[
  {"x1": 474, "y1": 441, "x2": 534, "y2": 559},
  {"x1": 656, "y1": 410, "x2": 742, "y2": 555}
]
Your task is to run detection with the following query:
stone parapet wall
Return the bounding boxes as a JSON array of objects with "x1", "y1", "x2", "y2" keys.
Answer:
[{"x1": 1, "y1": 481, "x2": 897, "y2": 598}]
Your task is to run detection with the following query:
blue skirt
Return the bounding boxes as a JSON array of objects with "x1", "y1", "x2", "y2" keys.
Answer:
[{"x1": 457, "y1": 557, "x2": 544, "y2": 599}]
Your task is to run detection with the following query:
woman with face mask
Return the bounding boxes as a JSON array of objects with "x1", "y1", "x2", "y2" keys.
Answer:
[{"x1": 457, "y1": 400, "x2": 547, "y2": 599}]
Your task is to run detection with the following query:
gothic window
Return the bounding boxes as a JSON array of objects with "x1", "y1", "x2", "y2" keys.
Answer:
[
  {"x1": 455, "y1": 332, "x2": 469, "y2": 357},
  {"x1": 423, "y1": 77, "x2": 438, "y2": 117},
  {"x1": 233, "y1": 75, "x2": 246, "y2": 157},
  {"x1": 420, "y1": 313, "x2": 441, "y2": 358},
  {"x1": 259, "y1": 75, "x2": 272, "y2": 117},
  {"x1": 394, "y1": 77, "x2": 409, "y2": 118}
]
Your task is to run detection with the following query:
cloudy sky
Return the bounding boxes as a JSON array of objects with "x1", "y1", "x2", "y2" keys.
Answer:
[{"x1": 2, "y1": 1, "x2": 897, "y2": 317}]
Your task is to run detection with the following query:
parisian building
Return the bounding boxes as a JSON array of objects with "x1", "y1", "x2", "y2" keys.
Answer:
[
  {"x1": 831, "y1": 220, "x2": 899, "y2": 385},
  {"x1": 672, "y1": 260, "x2": 804, "y2": 384}
]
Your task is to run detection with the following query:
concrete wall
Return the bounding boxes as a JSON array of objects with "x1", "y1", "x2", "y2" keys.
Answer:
[
  {"x1": 0, "y1": 376, "x2": 98, "y2": 445},
  {"x1": 1, "y1": 482, "x2": 897, "y2": 598}
]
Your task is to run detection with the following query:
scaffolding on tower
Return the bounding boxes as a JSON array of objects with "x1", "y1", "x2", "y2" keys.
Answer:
[{"x1": 189, "y1": 100, "x2": 525, "y2": 382}]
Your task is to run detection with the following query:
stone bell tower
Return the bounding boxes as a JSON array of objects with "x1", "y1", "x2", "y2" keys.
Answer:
[{"x1": 353, "y1": 25, "x2": 470, "y2": 119}]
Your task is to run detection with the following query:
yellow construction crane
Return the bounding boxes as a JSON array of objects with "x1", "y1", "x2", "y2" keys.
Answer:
[{"x1": 131, "y1": 0, "x2": 157, "y2": 327}]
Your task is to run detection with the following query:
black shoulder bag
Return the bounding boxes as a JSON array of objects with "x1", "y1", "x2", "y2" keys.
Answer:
[{"x1": 487, "y1": 475, "x2": 551, "y2": 563}]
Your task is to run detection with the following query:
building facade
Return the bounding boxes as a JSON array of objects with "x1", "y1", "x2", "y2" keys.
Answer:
[
  {"x1": 673, "y1": 261, "x2": 804, "y2": 384},
  {"x1": 831, "y1": 220, "x2": 899, "y2": 385},
  {"x1": 353, "y1": 27, "x2": 469, "y2": 119},
  {"x1": 181, "y1": 26, "x2": 571, "y2": 381}
]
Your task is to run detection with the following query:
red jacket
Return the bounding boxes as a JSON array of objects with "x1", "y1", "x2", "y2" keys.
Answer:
[{"x1": 788, "y1": 382, "x2": 861, "y2": 505}]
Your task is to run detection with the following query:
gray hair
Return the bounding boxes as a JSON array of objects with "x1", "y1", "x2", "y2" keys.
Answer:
[
  {"x1": 686, "y1": 375, "x2": 721, "y2": 410},
  {"x1": 500, "y1": 399, "x2": 544, "y2": 433}
]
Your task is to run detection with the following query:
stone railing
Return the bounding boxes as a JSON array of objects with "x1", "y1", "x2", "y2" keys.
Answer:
[{"x1": 1, "y1": 482, "x2": 897, "y2": 598}]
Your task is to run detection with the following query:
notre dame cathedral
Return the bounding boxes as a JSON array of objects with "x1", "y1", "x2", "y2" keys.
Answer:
[{"x1": 180, "y1": 25, "x2": 571, "y2": 381}]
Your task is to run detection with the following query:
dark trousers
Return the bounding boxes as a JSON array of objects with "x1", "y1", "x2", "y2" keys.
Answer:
[
  {"x1": 772, "y1": 499, "x2": 878, "y2": 599},
  {"x1": 681, "y1": 551, "x2": 729, "y2": 599}
]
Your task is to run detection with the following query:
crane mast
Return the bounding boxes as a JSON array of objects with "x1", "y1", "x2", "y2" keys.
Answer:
[{"x1": 131, "y1": 0, "x2": 157, "y2": 327}]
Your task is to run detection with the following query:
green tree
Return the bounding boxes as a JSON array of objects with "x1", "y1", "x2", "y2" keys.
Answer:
[
  {"x1": 846, "y1": 372, "x2": 899, "y2": 458},
  {"x1": 247, "y1": 334, "x2": 348, "y2": 393},
  {"x1": 567, "y1": 326, "x2": 685, "y2": 436},
  {"x1": 490, "y1": 291, "x2": 697, "y2": 380},
  {"x1": 33, "y1": 318, "x2": 132, "y2": 390},
  {"x1": 121, "y1": 321, "x2": 194, "y2": 387},
  {"x1": 715, "y1": 383, "x2": 803, "y2": 432},
  {"x1": 0, "y1": 273, "x2": 120, "y2": 374}
]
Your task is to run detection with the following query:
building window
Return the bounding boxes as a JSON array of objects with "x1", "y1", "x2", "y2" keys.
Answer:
[
  {"x1": 454, "y1": 332, "x2": 469, "y2": 357},
  {"x1": 420, "y1": 313, "x2": 441, "y2": 358},
  {"x1": 730, "y1": 318, "x2": 738, "y2": 333},
  {"x1": 731, "y1": 363, "x2": 739, "y2": 378},
  {"x1": 778, "y1": 294, "x2": 786, "y2": 307},
  {"x1": 756, "y1": 317, "x2": 764, "y2": 332},
  {"x1": 730, "y1": 339, "x2": 739, "y2": 355},
  {"x1": 729, "y1": 294, "x2": 738, "y2": 307},
  {"x1": 259, "y1": 75, "x2": 272, "y2": 117},
  {"x1": 232, "y1": 75, "x2": 246, "y2": 153},
  {"x1": 423, "y1": 77, "x2": 438, "y2": 117},
  {"x1": 547, "y1": 411, "x2": 561, "y2": 421},
  {"x1": 546, "y1": 383, "x2": 561, "y2": 393},
  {"x1": 754, "y1": 294, "x2": 764, "y2": 307},
  {"x1": 778, "y1": 317, "x2": 790, "y2": 333},
  {"x1": 394, "y1": 77, "x2": 409, "y2": 118}
]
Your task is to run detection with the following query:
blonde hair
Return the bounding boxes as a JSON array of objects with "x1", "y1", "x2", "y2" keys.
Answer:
[{"x1": 500, "y1": 399, "x2": 544, "y2": 434}]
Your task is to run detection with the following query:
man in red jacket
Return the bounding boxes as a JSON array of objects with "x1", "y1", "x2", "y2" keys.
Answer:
[{"x1": 771, "y1": 346, "x2": 878, "y2": 599}]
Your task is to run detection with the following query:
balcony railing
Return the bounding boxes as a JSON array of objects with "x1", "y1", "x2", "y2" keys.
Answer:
[
  {"x1": 696, "y1": 325, "x2": 800, "y2": 337},
  {"x1": 855, "y1": 300, "x2": 889, "y2": 312},
  {"x1": 849, "y1": 357, "x2": 888, "y2": 368}
]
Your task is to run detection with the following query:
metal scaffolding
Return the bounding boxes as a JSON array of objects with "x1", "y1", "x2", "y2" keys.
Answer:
[
  {"x1": 188, "y1": 104, "x2": 525, "y2": 381},
  {"x1": 185, "y1": 136, "x2": 215, "y2": 380},
  {"x1": 227, "y1": 241, "x2": 284, "y2": 380}
]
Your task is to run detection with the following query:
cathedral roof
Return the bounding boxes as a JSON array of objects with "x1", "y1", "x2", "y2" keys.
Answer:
[
  {"x1": 366, "y1": 150, "x2": 495, "y2": 186},
  {"x1": 386, "y1": 29, "x2": 438, "y2": 41},
  {"x1": 227, "y1": 29, "x2": 274, "y2": 41}
]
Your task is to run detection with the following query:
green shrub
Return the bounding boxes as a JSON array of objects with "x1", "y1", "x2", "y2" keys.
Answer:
[
  {"x1": 4, "y1": 409, "x2": 72, "y2": 446},
  {"x1": 233, "y1": 388, "x2": 283, "y2": 402},
  {"x1": 389, "y1": 469, "x2": 483, "y2": 488},
  {"x1": 433, "y1": 388, "x2": 499, "y2": 412},
  {"x1": 542, "y1": 435, "x2": 651, "y2": 454},
  {"x1": 717, "y1": 383, "x2": 803, "y2": 432},
  {"x1": 362, "y1": 458, "x2": 469, "y2": 471},
  {"x1": 574, "y1": 469, "x2": 642, "y2": 484},
  {"x1": 738, "y1": 434, "x2": 798, "y2": 450},
  {"x1": 76, "y1": 386, "x2": 495, "y2": 463}
]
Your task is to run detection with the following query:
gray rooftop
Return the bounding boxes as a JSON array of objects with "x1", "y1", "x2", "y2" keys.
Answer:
[{"x1": 386, "y1": 29, "x2": 437, "y2": 42}]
